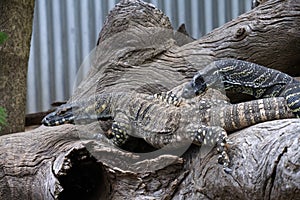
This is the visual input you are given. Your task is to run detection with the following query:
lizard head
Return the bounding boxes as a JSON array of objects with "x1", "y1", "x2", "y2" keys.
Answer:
[
  {"x1": 182, "y1": 74, "x2": 207, "y2": 99},
  {"x1": 42, "y1": 97, "x2": 113, "y2": 126},
  {"x1": 42, "y1": 104, "x2": 76, "y2": 126}
]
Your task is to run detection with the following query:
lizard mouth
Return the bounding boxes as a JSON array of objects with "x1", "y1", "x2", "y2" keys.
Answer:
[
  {"x1": 182, "y1": 78, "x2": 207, "y2": 99},
  {"x1": 182, "y1": 82, "x2": 197, "y2": 99}
]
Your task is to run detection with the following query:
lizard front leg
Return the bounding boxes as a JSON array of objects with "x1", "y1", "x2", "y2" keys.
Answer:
[
  {"x1": 110, "y1": 121, "x2": 130, "y2": 146},
  {"x1": 145, "y1": 124, "x2": 232, "y2": 173},
  {"x1": 191, "y1": 125, "x2": 232, "y2": 173},
  {"x1": 153, "y1": 91, "x2": 181, "y2": 106},
  {"x1": 109, "y1": 112, "x2": 132, "y2": 146}
]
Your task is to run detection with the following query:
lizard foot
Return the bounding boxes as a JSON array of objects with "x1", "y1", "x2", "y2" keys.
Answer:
[{"x1": 216, "y1": 131, "x2": 232, "y2": 173}]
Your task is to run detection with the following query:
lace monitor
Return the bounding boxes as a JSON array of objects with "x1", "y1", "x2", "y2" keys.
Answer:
[
  {"x1": 182, "y1": 59, "x2": 300, "y2": 117},
  {"x1": 42, "y1": 88, "x2": 296, "y2": 173}
]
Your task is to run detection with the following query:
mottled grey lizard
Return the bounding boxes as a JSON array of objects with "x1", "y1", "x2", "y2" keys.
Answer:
[{"x1": 42, "y1": 86, "x2": 296, "y2": 173}]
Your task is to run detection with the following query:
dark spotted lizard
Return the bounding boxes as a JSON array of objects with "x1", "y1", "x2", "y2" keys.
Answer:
[
  {"x1": 182, "y1": 59, "x2": 300, "y2": 117},
  {"x1": 42, "y1": 87, "x2": 296, "y2": 173}
]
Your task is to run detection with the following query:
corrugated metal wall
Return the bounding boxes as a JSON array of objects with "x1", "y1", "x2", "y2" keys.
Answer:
[{"x1": 27, "y1": 0, "x2": 252, "y2": 113}]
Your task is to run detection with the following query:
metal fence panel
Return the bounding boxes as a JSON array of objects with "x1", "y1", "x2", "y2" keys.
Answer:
[{"x1": 27, "y1": 0, "x2": 251, "y2": 113}]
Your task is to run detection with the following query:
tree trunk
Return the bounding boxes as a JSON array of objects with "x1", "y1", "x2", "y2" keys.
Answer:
[
  {"x1": 0, "y1": 0, "x2": 299, "y2": 199},
  {"x1": 0, "y1": 0, "x2": 35, "y2": 134}
]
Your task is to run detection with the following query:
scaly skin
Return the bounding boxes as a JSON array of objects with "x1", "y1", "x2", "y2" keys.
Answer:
[
  {"x1": 182, "y1": 59, "x2": 300, "y2": 117},
  {"x1": 42, "y1": 90, "x2": 295, "y2": 173}
]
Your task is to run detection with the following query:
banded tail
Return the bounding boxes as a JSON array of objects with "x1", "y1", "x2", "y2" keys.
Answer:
[{"x1": 208, "y1": 97, "x2": 296, "y2": 132}]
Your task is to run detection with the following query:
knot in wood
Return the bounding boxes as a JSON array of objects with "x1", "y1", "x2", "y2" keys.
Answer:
[{"x1": 235, "y1": 27, "x2": 247, "y2": 39}]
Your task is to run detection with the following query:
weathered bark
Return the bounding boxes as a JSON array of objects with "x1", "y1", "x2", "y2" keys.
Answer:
[
  {"x1": 72, "y1": 0, "x2": 300, "y2": 104},
  {"x1": 0, "y1": 0, "x2": 299, "y2": 199},
  {"x1": 0, "y1": 0, "x2": 35, "y2": 134},
  {"x1": 179, "y1": 0, "x2": 300, "y2": 76}
]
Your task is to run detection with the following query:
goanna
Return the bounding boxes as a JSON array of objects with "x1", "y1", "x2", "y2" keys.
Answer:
[
  {"x1": 42, "y1": 89, "x2": 296, "y2": 173},
  {"x1": 182, "y1": 59, "x2": 300, "y2": 117}
]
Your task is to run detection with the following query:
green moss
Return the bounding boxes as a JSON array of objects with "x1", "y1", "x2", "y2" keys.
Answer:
[
  {"x1": 0, "y1": 32, "x2": 8, "y2": 44},
  {"x1": 0, "y1": 107, "x2": 7, "y2": 131}
]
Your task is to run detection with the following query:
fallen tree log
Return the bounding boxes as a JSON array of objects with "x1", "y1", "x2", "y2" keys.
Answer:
[{"x1": 1, "y1": 0, "x2": 299, "y2": 199}]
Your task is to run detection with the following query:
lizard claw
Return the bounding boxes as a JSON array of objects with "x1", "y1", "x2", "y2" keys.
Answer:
[{"x1": 223, "y1": 166, "x2": 233, "y2": 174}]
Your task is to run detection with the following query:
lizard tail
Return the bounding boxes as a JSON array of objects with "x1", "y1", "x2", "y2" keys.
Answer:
[{"x1": 216, "y1": 97, "x2": 295, "y2": 131}]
